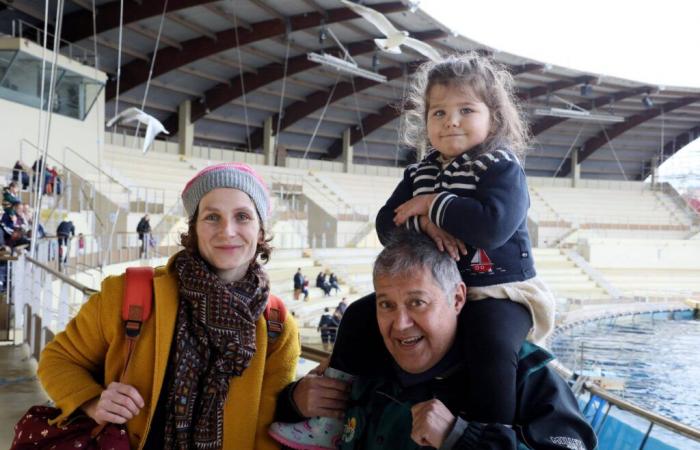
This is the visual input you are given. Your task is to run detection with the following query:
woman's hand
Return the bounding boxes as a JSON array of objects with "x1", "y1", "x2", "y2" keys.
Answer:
[
  {"x1": 393, "y1": 194, "x2": 437, "y2": 226},
  {"x1": 292, "y1": 373, "x2": 350, "y2": 419},
  {"x1": 419, "y1": 216, "x2": 467, "y2": 261},
  {"x1": 410, "y1": 399, "x2": 456, "y2": 448},
  {"x1": 82, "y1": 382, "x2": 145, "y2": 425}
]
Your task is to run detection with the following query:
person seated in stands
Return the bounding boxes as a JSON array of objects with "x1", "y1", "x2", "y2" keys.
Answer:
[
  {"x1": 329, "y1": 272, "x2": 341, "y2": 294},
  {"x1": 1, "y1": 202, "x2": 30, "y2": 252},
  {"x1": 271, "y1": 231, "x2": 597, "y2": 450},
  {"x1": 293, "y1": 267, "x2": 309, "y2": 301},
  {"x1": 317, "y1": 307, "x2": 340, "y2": 352},
  {"x1": 12, "y1": 160, "x2": 30, "y2": 190},
  {"x1": 3, "y1": 181, "x2": 21, "y2": 211},
  {"x1": 316, "y1": 271, "x2": 332, "y2": 296}
]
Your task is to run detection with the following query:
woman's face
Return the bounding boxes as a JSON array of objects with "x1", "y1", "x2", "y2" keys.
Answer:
[{"x1": 195, "y1": 188, "x2": 262, "y2": 283}]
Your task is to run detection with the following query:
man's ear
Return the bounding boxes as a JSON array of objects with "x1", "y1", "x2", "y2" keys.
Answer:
[{"x1": 453, "y1": 282, "x2": 467, "y2": 314}]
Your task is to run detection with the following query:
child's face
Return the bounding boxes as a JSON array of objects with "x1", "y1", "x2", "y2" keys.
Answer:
[{"x1": 426, "y1": 83, "x2": 491, "y2": 159}]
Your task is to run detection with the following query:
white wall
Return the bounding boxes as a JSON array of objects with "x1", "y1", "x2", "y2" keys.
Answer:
[{"x1": 581, "y1": 238, "x2": 700, "y2": 270}]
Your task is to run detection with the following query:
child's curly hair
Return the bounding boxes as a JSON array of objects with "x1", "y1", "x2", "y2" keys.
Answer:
[{"x1": 400, "y1": 52, "x2": 530, "y2": 161}]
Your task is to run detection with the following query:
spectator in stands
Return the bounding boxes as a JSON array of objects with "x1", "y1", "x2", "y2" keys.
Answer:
[
  {"x1": 1, "y1": 202, "x2": 30, "y2": 253},
  {"x1": 271, "y1": 231, "x2": 596, "y2": 450},
  {"x1": 32, "y1": 157, "x2": 51, "y2": 194},
  {"x1": 12, "y1": 160, "x2": 30, "y2": 190},
  {"x1": 317, "y1": 307, "x2": 339, "y2": 351},
  {"x1": 37, "y1": 162, "x2": 299, "y2": 449},
  {"x1": 2, "y1": 181, "x2": 21, "y2": 211},
  {"x1": 328, "y1": 272, "x2": 341, "y2": 294},
  {"x1": 293, "y1": 267, "x2": 308, "y2": 300},
  {"x1": 47, "y1": 166, "x2": 62, "y2": 195},
  {"x1": 56, "y1": 219, "x2": 75, "y2": 265},
  {"x1": 316, "y1": 271, "x2": 332, "y2": 296},
  {"x1": 334, "y1": 297, "x2": 348, "y2": 319},
  {"x1": 136, "y1": 214, "x2": 152, "y2": 258}
]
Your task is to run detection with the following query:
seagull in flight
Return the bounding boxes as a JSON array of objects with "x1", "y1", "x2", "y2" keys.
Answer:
[
  {"x1": 340, "y1": 0, "x2": 441, "y2": 62},
  {"x1": 106, "y1": 107, "x2": 169, "y2": 154}
]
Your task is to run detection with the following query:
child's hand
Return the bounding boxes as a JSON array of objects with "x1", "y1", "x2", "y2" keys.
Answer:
[
  {"x1": 419, "y1": 216, "x2": 467, "y2": 261},
  {"x1": 394, "y1": 194, "x2": 436, "y2": 226}
]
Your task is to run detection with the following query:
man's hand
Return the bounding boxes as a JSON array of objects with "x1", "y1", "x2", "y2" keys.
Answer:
[
  {"x1": 393, "y1": 194, "x2": 437, "y2": 226},
  {"x1": 81, "y1": 382, "x2": 145, "y2": 425},
  {"x1": 410, "y1": 399, "x2": 456, "y2": 448},
  {"x1": 292, "y1": 373, "x2": 350, "y2": 419},
  {"x1": 419, "y1": 216, "x2": 467, "y2": 261}
]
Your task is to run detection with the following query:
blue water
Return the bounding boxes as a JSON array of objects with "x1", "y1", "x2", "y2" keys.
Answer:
[{"x1": 550, "y1": 310, "x2": 700, "y2": 430}]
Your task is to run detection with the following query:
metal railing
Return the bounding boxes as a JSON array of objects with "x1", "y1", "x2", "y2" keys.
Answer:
[{"x1": 11, "y1": 19, "x2": 96, "y2": 66}]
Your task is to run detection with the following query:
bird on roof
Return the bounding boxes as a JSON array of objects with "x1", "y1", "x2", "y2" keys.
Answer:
[
  {"x1": 106, "y1": 107, "x2": 169, "y2": 154},
  {"x1": 339, "y1": 0, "x2": 441, "y2": 62}
]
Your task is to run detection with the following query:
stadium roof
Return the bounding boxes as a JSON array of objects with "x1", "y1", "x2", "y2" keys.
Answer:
[{"x1": 2, "y1": 0, "x2": 700, "y2": 180}]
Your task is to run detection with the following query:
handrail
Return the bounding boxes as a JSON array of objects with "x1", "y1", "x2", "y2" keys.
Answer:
[
  {"x1": 25, "y1": 254, "x2": 98, "y2": 296},
  {"x1": 63, "y1": 146, "x2": 130, "y2": 192},
  {"x1": 584, "y1": 381, "x2": 700, "y2": 441}
]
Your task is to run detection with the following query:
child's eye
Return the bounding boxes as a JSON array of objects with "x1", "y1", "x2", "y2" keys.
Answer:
[
  {"x1": 460, "y1": 108, "x2": 473, "y2": 114},
  {"x1": 432, "y1": 110, "x2": 444, "y2": 118}
]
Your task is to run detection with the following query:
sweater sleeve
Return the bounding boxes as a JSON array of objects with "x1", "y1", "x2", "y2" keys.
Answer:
[
  {"x1": 255, "y1": 311, "x2": 301, "y2": 449},
  {"x1": 37, "y1": 288, "x2": 111, "y2": 423},
  {"x1": 376, "y1": 167, "x2": 421, "y2": 245},
  {"x1": 429, "y1": 153, "x2": 529, "y2": 249}
]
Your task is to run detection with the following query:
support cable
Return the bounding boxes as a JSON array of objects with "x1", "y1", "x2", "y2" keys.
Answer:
[{"x1": 302, "y1": 72, "x2": 340, "y2": 160}]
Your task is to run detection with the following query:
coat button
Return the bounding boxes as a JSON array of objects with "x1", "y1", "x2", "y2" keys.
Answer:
[{"x1": 521, "y1": 252, "x2": 528, "y2": 258}]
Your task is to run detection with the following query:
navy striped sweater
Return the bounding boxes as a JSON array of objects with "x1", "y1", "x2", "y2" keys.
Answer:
[{"x1": 376, "y1": 148, "x2": 536, "y2": 286}]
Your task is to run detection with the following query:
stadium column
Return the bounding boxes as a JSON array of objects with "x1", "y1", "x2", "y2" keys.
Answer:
[
  {"x1": 571, "y1": 148, "x2": 581, "y2": 187},
  {"x1": 342, "y1": 128, "x2": 353, "y2": 173},
  {"x1": 263, "y1": 117, "x2": 276, "y2": 166},
  {"x1": 178, "y1": 100, "x2": 194, "y2": 157}
]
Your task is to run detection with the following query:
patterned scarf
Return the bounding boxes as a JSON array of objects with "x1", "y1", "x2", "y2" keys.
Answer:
[{"x1": 163, "y1": 250, "x2": 270, "y2": 450}]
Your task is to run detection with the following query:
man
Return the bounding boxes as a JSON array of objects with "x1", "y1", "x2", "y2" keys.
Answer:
[
  {"x1": 293, "y1": 267, "x2": 308, "y2": 300},
  {"x1": 317, "y1": 307, "x2": 340, "y2": 351},
  {"x1": 274, "y1": 232, "x2": 596, "y2": 450},
  {"x1": 136, "y1": 214, "x2": 151, "y2": 258},
  {"x1": 56, "y1": 219, "x2": 75, "y2": 265}
]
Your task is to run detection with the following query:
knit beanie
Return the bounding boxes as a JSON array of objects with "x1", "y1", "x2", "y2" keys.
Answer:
[{"x1": 181, "y1": 162, "x2": 270, "y2": 224}]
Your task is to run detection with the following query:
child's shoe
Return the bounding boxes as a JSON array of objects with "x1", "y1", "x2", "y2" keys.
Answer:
[{"x1": 268, "y1": 367, "x2": 354, "y2": 450}]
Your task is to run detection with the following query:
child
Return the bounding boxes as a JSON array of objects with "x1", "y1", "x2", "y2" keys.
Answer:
[{"x1": 269, "y1": 53, "x2": 555, "y2": 449}]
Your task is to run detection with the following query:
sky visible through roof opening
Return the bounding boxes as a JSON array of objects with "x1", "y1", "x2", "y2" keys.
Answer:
[{"x1": 420, "y1": 0, "x2": 700, "y2": 188}]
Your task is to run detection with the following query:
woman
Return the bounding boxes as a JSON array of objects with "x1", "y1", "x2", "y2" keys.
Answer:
[{"x1": 37, "y1": 162, "x2": 300, "y2": 449}]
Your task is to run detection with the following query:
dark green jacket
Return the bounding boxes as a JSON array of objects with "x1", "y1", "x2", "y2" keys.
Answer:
[{"x1": 338, "y1": 342, "x2": 597, "y2": 450}]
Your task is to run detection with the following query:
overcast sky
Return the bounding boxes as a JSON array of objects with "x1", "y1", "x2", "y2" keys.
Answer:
[{"x1": 420, "y1": 0, "x2": 700, "y2": 183}]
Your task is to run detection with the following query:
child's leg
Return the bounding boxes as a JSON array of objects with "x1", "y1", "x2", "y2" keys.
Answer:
[
  {"x1": 269, "y1": 293, "x2": 388, "y2": 450},
  {"x1": 459, "y1": 298, "x2": 532, "y2": 424}
]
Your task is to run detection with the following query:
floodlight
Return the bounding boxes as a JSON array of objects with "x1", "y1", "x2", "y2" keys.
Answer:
[
  {"x1": 308, "y1": 52, "x2": 387, "y2": 83},
  {"x1": 534, "y1": 107, "x2": 625, "y2": 123}
]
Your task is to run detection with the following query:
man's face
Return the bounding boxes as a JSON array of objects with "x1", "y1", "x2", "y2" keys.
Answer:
[{"x1": 375, "y1": 268, "x2": 466, "y2": 374}]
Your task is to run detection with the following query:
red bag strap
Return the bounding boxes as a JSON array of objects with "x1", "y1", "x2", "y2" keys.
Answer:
[
  {"x1": 92, "y1": 267, "x2": 154, "y2": 438},
  {"x1": 119, "y1": 267, "x2": 154, "y2": 381},
  {"x1": 264, "y1": 294, "x2": 286, "y2": 341}
]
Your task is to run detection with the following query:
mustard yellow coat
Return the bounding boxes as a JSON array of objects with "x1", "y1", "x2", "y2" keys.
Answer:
[{"x1": 37, "y1": 255, "x2": 300, "y2": 450}]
